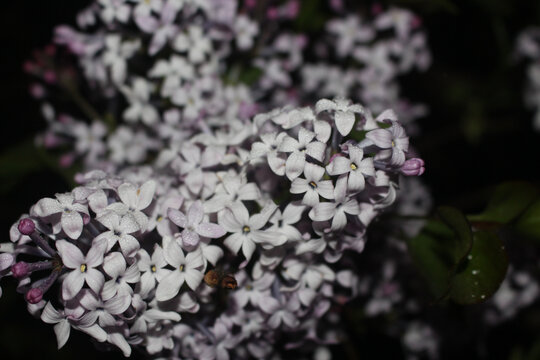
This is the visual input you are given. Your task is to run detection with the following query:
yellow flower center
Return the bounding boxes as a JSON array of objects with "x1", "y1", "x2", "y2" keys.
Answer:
[
  {"x1": 151, "y1": 265, "x2": 157, "y2": 272},
  {"x1": 350, "y1": 163, "x2": 357, "y2": 170},
  {"x1": 243, "y1": 226, "x2": 251, "y2": 234},
  {"x1": 179, "y1": 265, "x2": 184, "y2": 272},
  {"x1": 80, "y1": 264, "x2": 87, "y2": 273}
]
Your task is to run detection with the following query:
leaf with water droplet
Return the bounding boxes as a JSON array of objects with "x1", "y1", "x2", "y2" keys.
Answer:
[
  {"x1": 449, "y1": 230, "x2": 508, "y2": 305},
  {"x1": 437, "y1": 206, "x2": 473, "y2": 265}
]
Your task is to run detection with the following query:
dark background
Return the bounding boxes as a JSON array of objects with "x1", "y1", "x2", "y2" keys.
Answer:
[{"x1": 1, "y1": 0, "x2": 540, "y2": 359}]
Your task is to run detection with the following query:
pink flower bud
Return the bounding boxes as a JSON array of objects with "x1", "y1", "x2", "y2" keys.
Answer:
[
  {"x1": 11, "y1": 262, "x2": 30, "y2": 279},
  {"x1": 400, "y1": 158, "x2": 425, "y2": 176},
  {"x1": 18, "y1": 218, "x2": 35, "y2": 235},
  {"x1": 26, "y1": 288, "x2": 43, "y2": 304}
]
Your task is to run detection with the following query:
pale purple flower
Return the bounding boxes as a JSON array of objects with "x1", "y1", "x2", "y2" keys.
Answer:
[
  {"x1": 121, "y1": 77, "x2": 159, "y2": 125},
  {"x1": 168, "y1": 201, "x2": 225, "y2": 248},
  {"x1": 309, "y1": 178, "x2": 360, "y2": 231},
  {"x1": 41, "y1": 301, "x2": 107, "y2": 349},
  {"x1": 56, "y1": 239, "x2": 107, "y2": 300},
  {"x1": 278, "y1": 128, "x2": 326, "y2": 180},
  {"x1": 106, "y1": 180, "x2": 156, "y2": 231},
  {"x1": 173, "y1": 25, "x2": 213, "y2": 63},
  {"x1": 326, "y1": 145, "x2": 375, "y2": 192},
  {"x1": 34, "y1": 193, "x2": 89, "y2": 239},
  {"x1": 95, "y1": 212, "x2": 141, "y2": 257},
  {"x1": 290, "y1": 163, "x2": 334, "y2": 207},
  {"x1": 250, "y1": 132, "x2": 287, "y2": 176},
  {"x1": 79, "y1": 289, "x2": 131, "y2": 327},
  {"x1": 101, "y1": 252, "x2": 140, "y2": 301},
  {"x1": 315, "y1": 98, "x2": 365, "y2": 136},
  {"x1": 268, "y1": 203, "x2": 305, "y2": 242},
  {"x1": 155, "y1": 240, "x2": 204, "y2": 301},
  {"x1": 219, "y1": 202, "x2": 287, "y2": 262},
  {"x1": 136, "y1": 246, "x2": 168, "y2": 297},
  {"x1": 234, "y1": 15, "x2": 259, "y2": 50},
  {"x1": 365, "y1": 122, "x2": 409, "y2": 166}
]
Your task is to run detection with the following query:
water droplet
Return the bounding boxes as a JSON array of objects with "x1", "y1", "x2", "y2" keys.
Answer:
[
  {"x1": 467, "y1": 255, "x2": 473, "y2": 260},
  {"x1": 472, "y1": 270, "x2": 479, "y2": 275},
  {"x1": 481, "y1": 294, "x2": 486, "y2": 299}
]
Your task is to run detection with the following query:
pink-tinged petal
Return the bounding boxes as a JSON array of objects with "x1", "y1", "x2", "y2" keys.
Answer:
[
  {"x1": 103, "y1": 252, "x2": 126, "y2": 279},
  {"x1": 185, "y1": 168, "x2": 204, "y2": 194},
  {"x1": 251, "y1": 230, "x2": 287, "y2": 247},
  {"x1": 395, "y1": 136, "x2": 409, "y2": 152},
  {"x1": 282, "y1": 203, "x2": 305, "y2": 225},
  {"x1": 249, "y1": 203, "x2": 278, "y2": 230},
  {"x1": 62, "y1": 270, "x2": 85, "y2": 300},
  {"x1": 326, "y1": 156, "x2": 351, "y2": 175},
  {"x1": 97, "y1": 211, "x2": 121, "y2": 231},
  {"x1": 304, "y1": 163, "x2": 325, "y2": 181},
  {"x1": 119, "y1": 234, "x2": 140, "y2": 257},
  {"x1": 315, "y1": 98, "x2": 337, "y2": 113},
  {"x1": 376, "y1": 109, "x2": 398, "y2": 122},
  {"x1": 267, "y1": 154, "x2": 286, "y2": 176},
  {"x1": 184, "y1": 269, "x2": 204, "y2": 291},
  {"x1": 130, "y1": 211, "x2": 148, "y2": 232},
  {"x1": 282, "y1": 312, "x2": 299, "y2": 328},
  {"x1": 165, "y1": 240, "x2": 185, "y2": 267},
  {"x1": 306, "y1": 141, "x2": 326, "y2": 162},
  {"x1": 202, "y1": 245, "x2": 223, "y2": 266},
  {"x1": 285, "y1": 152, "x2": 305, "y2": 180},
  {"x1": 359, "y1": 157, "x2": 375, "y2": 176},
  {"x1": 238, "y1": 183, "x2": 261, "y2": 201},
  {"x1": 181, "y1": 229, "x2": 200, "y2": 247},
  {"x1": 241, "y1": 239, "x2": 256, "y2": 261},
  {"x1": 224, "y1": 233, "x2": 244, "y2": 254},
  {"x1": 298, "y1": 288, "x2": 317, "y2": 306},
  {"x1": 197, "y1": 222, "x2": 226, "y2": 238},
  {"x1": 314, "y1": 120, "x2": 331, "y2": 143},
  {"x1": 348, "y1": 146, "x2": 364, "y2": 164},
  {"x1": 290, "y1": 178, "x2": 308, "y2": 194},
  {"x1": 56, "y1": 240, "x2": 84, "y2": 269},
  {"x1": 34, "y1": 198, "x2": 63, "y2": 217},
  {"x1": 85, "y1": 239, "x2": 107, "y2": 267},
  {"x1": 168, "y1": 208, "x2": 187, "y2": 228},
  {"x1": 118, "y1": 212, "x2": 140, "y2": 234},
  {"x1": 0, "y1": 253, "x2": 14, "y2": 271},
  {"x1": 331, "y1": 210, "x2": 347, "y2": 231},
  {"x1": 41, "y1": 302, "x2": 63, "y2": 323},
  {"x1": 88, "y1": 190, "x2": 108, "y2": 214},
  {"x1": 61, "y1": 211, "x2": 83, "y2": 239},
  {"x1": 309, "y1": 203, "x2": 336, "y2": 222},
  {"x1": 366, "y1": 128, "x2": 392, "y2": 148},
  {"x1": 185, "y1": 251, "x2": 204, "y2": 269},
  {"x1": 390, "y1": 148, "x2": 406, "y2": 166},
  {"x1": 348, "y1": 171, "x2": 366, "y2": 192},
  {"x1": 137, "y1": 180, "x2": 156, "y2": 210},
  {"x1": 187, "y1": 201, "x2": 204, "y2": 225},
  {"x1": 53, "y1": 321, "x2": 71, "y2": 349},
  {"x1": 298, "y1": 128, "x2": 316, "y2": 145},
  {"x1": 343, "y1": 199, "x2": 360, "y2": 215},
  {"x1": 118, "y1": 183, "x2": 137, "y2": 208},
  {"x1": 278, "y1": 135, "x2": 299, "y2": 153},
  {"x1": 317, "y1": 181, "x2": 335, "y2": 199},
  {"x1": 335, "y1": 111, "x2": 355, "y2": 136},
  {"x1": 84, "y1": 269, "x2": 105, "y2": 295},
  {"x1": 302, "y1": 190, "x2": 320, "y2": 207},
  {"x1": 218, "y1": 209, "x2": 242, "y2": 233},
  {"x1": 258, "y1": 296, "x2": 280, "y2": 313},
  {"x1": 80, "y1": 324, "x2": 107, "y2": 343},
  {"x1": 156, "y1": 271, "x2": 183, "y2": 301},
  {"x1": 229, "y1": 202, "x2": 250, "y2": 225}
]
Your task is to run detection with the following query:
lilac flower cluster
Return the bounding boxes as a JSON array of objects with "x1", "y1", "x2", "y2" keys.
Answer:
[
  {"x1": 25, "y1": 1, "x2": 430, "y2": 171},
  {"x1": 3, "y1": 0, "x2": 436, "y2": 358},
  {"x1": 1, "y1": 97, "x2": 425, "y2": 357},
  {"x1": 516, "y1": 27, "x2": 540, "y2": 131}
]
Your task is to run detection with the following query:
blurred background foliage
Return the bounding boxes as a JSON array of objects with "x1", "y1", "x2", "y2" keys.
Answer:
[{"x1": 1, "y1": 0, "x2": 540, "y2": 359}]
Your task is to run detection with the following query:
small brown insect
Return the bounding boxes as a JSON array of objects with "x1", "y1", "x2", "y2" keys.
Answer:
[{"x1": 204, "y1": 269, "x2": 238, "y2": 290}]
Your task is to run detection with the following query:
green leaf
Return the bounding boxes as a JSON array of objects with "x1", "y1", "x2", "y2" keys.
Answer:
[
  {"x1": 449, "y1": 230, "x2": 508, "y2": 304},
  {"x1": 407, "y1": 220, "x2": 456, "y2": 299},
  {"x1": 437, "y1": 206, "x2": 473, "y2": 264},
  {"x1": 468, "y1": 182, "x2": 539, "y2": 224},
  {"x1": 515, "y1": 199, "x2": 540, "y2": 241}
]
